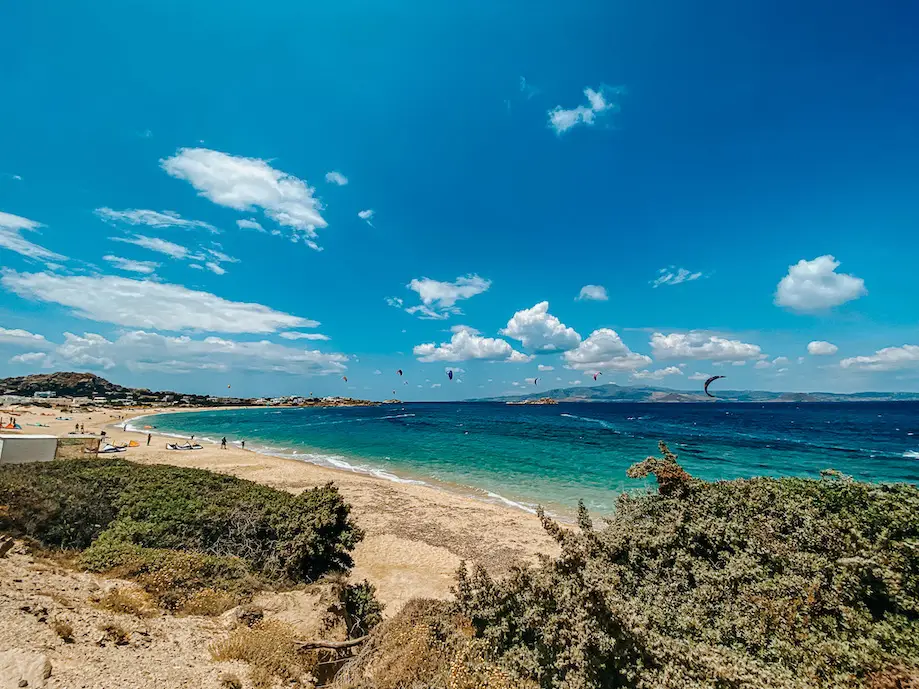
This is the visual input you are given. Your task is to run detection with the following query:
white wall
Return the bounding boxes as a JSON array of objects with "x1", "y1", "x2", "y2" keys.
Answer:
[{"x1": 0, "y1": 435, "x2": 58, "y2": 464}]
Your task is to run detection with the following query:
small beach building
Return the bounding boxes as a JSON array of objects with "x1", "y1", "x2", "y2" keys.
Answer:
[{"x1": 0, "y1": 434, "x2": 58, "y2": 464}]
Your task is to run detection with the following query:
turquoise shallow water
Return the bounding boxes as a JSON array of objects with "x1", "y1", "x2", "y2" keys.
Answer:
[{"x1": 132, "y1": 402, "x2": 919, "y2": 515}]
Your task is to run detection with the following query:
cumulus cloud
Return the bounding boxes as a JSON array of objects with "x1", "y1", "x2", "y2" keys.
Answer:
[
  {"x1": 103, "y1": 255, "x2": 159, "y2": 274},
  {"x1": 775, "y1": 255, "x2": 866, "y2": 311},
  {"x1": 537, "y1": 364, "x2": 554, "y2": 371},
  {"x1": 397, "y1": 274, "x2": 491, "y2": 320},
  {"x1": 95, "y1": 208, "x2": 218, "y2": 233},
  {"x1": 1, "y1": 271, "x2": 319, "y2": 334},
  {"x1": 839, "y1": 345, "x2": 919, "y2": 372},
  {"x1": 46, "y1": 330, "x2": 347, "y2": 375},
  {"x1": 160, "y1": 148, "x2": 327, "y2": 245},
  {"x1": 631, "y1": 366, "x2": 683, "y2": 381},
  {"x1": 576, "y1": 284, "x2": 608, "y2": 301},
  {"x1": 0, "y1": 326, "x2": 49, "y2": 348},
  {"x1": 548, "y1": 86, "x2": 622, "y2": 134},
  {"x1": 236, "y1": 218, "x2": 265, "y2": 232},
  {"x1": 687, "y1": 372, "x2": 710, "y2": 381},
  {"x1": 501, "y1": 301, "x2": 581, "y2": 352},
  {"x1": 413, "y1": 327, "x2": 528, "y2": 363},
  {"x1": 650, "y1": 331, "x2": 762, "y2": 361},
  {"x1": 111, "y1": 234, "x2": 194, "y2": 260},
  {"x1": 807, "y1": 340, "x2": 839, "y2": 356},
  {"x1": 564, "y1": 328, "x2": 651, "y2": 371},
  {"x1": 651, "y1": 267, "x2": 703, "y2": 288},
  {"x1": 279, "y1": 332, "x2": 330, "y2": 341},
  {"x1": 0, "y1": 211, "x2": 66, "y2": 262},
  {"x1": 9, "y1": 351, "x2": 50, "y2": 366},
  {"x1": 325, "y1": 171, "x2": 348, "y2": 186}
]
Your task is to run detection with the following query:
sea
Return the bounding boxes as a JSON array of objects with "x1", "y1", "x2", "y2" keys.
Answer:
[{"x1": 130, "y1": 402, "x2": 919, "y2": 516}]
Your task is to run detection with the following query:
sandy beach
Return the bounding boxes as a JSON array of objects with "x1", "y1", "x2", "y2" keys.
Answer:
[{"x1": 2, "y1": 405, "x2": 558, "y2": 613}]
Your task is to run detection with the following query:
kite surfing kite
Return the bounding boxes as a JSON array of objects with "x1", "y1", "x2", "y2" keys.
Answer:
[
  {"x1": 342, "y1": 376, "x2": 348, "y2": 383},
  {"x1": 534, "y1": 377, "x2": 539, "y2": 386},
  {"x1": 397, "y1": 369, "x2": 403, "y2": 376},
  {"x1": 703, "y1": 375, "x2": 725, "y2": 398},
  {"x1": 593, "y1": 372, "x2": 602, "y2": 381},
  {"x1": 447, "y1": 370, "x2": 454, "y2": 381}
]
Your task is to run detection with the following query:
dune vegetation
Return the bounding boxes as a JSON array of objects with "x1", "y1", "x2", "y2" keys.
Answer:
[
  {"x1": 335, "y1": 443, "x2": 919, "y2": 689},
  {"x1": 0, "y1": 458, "x2": 364, "y2": 613}
]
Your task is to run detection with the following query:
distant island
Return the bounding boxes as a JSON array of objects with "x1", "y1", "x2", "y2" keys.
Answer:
[
  {"x1": 506, "y1": 397, "x2": 558, "y2": 405},
  {"x1": 479, "y1": 382, "x2": 919, "y2": 404}
]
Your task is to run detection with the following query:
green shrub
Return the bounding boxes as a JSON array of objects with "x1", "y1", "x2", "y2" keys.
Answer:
[
  {"x1": 0, "y1": 459, "x2": 363, "y2": 594},
  {"x1": 342, "y1": 443, "x2": 919, "y2": 689},
  {"x1": 342, "y1": 580, "x2": 384, "y2": 638}
]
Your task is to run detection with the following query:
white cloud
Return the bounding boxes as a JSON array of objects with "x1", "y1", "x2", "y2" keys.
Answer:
[
  {"x1": 651, "y1": 267, "x2": 703, "y2": 288},
  {"x1": 95, "y1": 208, "x2": 218, "y2": 233},
  {"x1": 1, "y1": 271, "x2": 319, "y2": 334},
  {"x1": 431, "y1": 383, "x2": 442, "y2": 388},
  {"x1": 279, "y1": 332, "x2": 330, "y2": 341},
  {"x1": 807, "y1": 340, "x2": 839, "y2": 356},
  {"x1": 9, "y1": 351, "x2": 50, "y2": 366},
  {"x1": 0, "y1": 326, "x2": 49, "y2": 348},
  {"x1": 500, "y1": 301, "x2": 581, "y2": 352},
  {"x1": 839, "y1": 345, "x2": 919, "y2": 372},
  {"x1": 160, "y1": 148, "x2": 327, "y2": 243},
  {"x1": 0, "y1": 211, "x2": 66, "y2": 262},
  {"x1": 687, "y1": 372, "x2": 710, "y2": 381},
  {"x1": 576, "y1": 284, "x2": 608, "y2": 301},
  {"x1": 401, "y1": 274, "x2": 491, "y2": 319},
  {"x1": 445, "y1": 367, "x2": 466, "y2": 374},
  {"x1": 373, "y1": 369, "x2": 382, "y2": 375},
  {"x1": 564, "y1": 328, "x2": 651, "y2": 371},
  {"x1": 111, "y1": 234, "x2": 193, "y2": 260},
  {"x1": 205, "y1": 262, "x2": 226, "y2": 275},
  {"x1": 773, "y1": 356, "x2": 789, "y2": 366},
  {"x1": 650, "y1": 331, "x2": 762, "y2": 361},
  {"x1": 569, "y1": 380, "x2": 582, "y2": 385},
  {"x1": 358, "y1": 210, "x2": 374, "y2": 226},
  {"x1": 325, "y1": 171, "x2": 348, "y2": 186},
  {"x1": 754, "y1": 360, "x2": 771, "y2": 370},
  {"x1": 537, "y1": 364, "x2": 554, "y2": 372},
  {"x1": 103, "y1": 255, "x2": 159, "y2": 274},
  {"x1": 631, "y1": 366, "x2": 683, "y2": 381},
  {"x1": 236, "y1": 218, "x2": 265, "y2": 232},
  {"x1": 548, "y1": 86, "x2": 620, "y2": 134},
  {"x1": 413, "y1": 327, "x2": 528, "y2": 363},
  {"x1": 48, "y1": 330, "x2": 347, "y2": 375},
  {"x1": 775, "y1": 255, "x2": 866, "y2": 311}
]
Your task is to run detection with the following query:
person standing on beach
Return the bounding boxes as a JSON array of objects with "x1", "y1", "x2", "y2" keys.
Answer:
[
  {"x1": 147, "y1": 433, "x2": 152, "y2": 446},
  {"x1": 220, "y1": 437, "x2": 227, "y2": 450},
  {"x1": 241, "y1": 440, "x2": 245, "y2": 450}
]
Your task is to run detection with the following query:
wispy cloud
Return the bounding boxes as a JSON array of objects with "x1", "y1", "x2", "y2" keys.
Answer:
[
  {"x1": 1, "y1": 270, "x2": 320, "y2": 333},
  {"x1": 103, "y1": 255, "x2": 159, "y2": 274},
  {"x1": 95, "y1": 208, "x2": 218, "y2": 233},
  {"x1": 576, "y1": 284, "x2": 608, "y2": 301},
  {"x1": 651, "y1": 266, "x2": 703, "y2": 288},
  {"x1": 111, "y1": 234, "x2": 194, "y2": 260},
  {"x1": 390, "y1": 274, "x2": 492, "y2": 320},
  {"x1": 358, "y1": 209, "x2": 374, "y2": 227},
  {"x1": 0, "y1": 211, "x2": 66, "y2": 262},
  {"x1": 325, "y1": 171, "x2": 348, "y2": 186}
]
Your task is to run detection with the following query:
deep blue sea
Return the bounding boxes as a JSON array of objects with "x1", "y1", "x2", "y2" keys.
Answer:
[{"x1": 132, "y1": 402, "x2": 919, "y2": 515}]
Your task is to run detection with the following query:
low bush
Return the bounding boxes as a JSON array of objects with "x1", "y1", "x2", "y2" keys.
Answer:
[
  {"x1": 0, "y1": 459, "x2": 363, "y2": 611},
  {"x1": 211, "y1": 620, "x2": 317, "y2": 689},
  {"x1": 338, "y1": 442, "x2": 919, "y2": 689}
]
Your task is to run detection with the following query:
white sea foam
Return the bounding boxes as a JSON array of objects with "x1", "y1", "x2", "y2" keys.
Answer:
[{"x1": 904, "y1": 450, "x2": 919, "y2": 459}]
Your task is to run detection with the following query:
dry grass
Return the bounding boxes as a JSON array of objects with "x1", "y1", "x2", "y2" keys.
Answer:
[
  {"x1": 211, "y1": 620, "x2": 317, "y2": 689},
  {"x1": 51, "y1": 619, "x2": 74, "y2": 643},
  {"x1": 99, "y1": 622, "x2": 131, "y2": 646},
  {"x1": 219, "y1": 674, "x2": 244, "y2": 689},
  {"x1": 94, "y1": 587, "x2": 156, "y2": 618},
  {"x1": 179, "y1": 588, "x2": 238, "y2": 616}
]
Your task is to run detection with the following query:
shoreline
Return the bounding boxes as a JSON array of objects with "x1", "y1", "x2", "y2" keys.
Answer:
[
  {"x1": 7, "y1": 404, "x2": 559, "y2": 614},
  {"x1": 125, "y1": 407, "x2": 549, "y2": 517}
]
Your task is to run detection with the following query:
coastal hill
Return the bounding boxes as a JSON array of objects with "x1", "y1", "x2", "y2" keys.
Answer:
[
  {"x1": 479, "y1": 381, "x2": 919, "y2": 403},
  {"x1": 0, "y1": 372, "x2": 377, "y2": 407}
]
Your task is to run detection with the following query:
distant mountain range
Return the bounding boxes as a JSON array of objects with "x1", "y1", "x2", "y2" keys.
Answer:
[{"x1": 477, "y1": 382, "x2": 919, "y2": 403}]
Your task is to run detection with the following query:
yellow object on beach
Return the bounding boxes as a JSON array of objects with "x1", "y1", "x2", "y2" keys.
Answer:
[{"x1": 128, "y1": 440, "x2": 140, "y2": 447}]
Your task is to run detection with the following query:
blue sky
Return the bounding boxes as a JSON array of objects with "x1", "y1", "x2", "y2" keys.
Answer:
[{"x1": 2, "y1": 0, "x2": 918, "y2": 398}]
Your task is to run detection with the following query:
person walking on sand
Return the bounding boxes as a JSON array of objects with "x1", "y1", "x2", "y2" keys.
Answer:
[
  {"x1": 220, "y1": 437, "x2": 227, "y2": 450},
  {"x1": 241, "y1": 440, "x2": 245, "y2": 450},
  {"x1": 147, "y1": 433, "x2": 152, "y2": 446}
]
